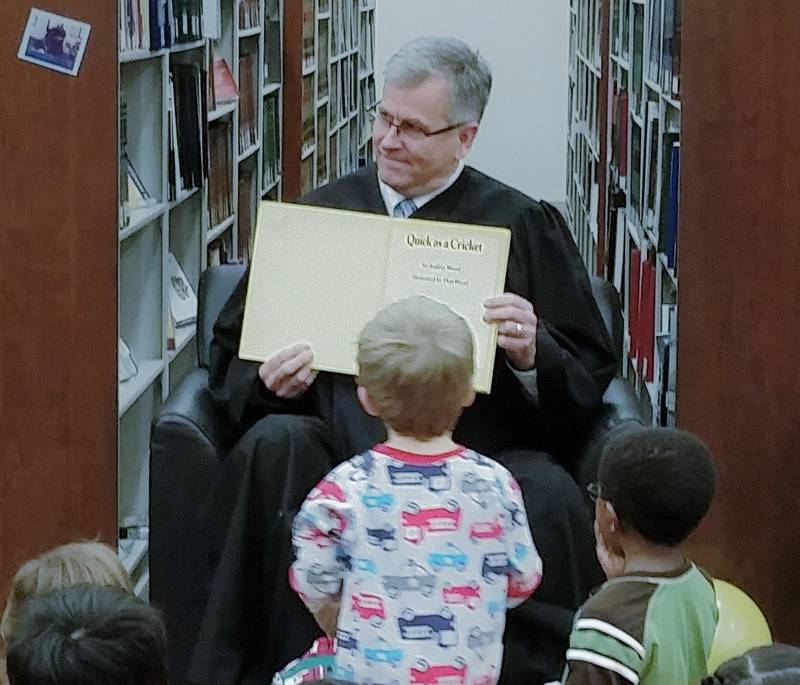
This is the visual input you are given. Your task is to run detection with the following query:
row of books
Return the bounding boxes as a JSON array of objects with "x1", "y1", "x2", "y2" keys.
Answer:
[
  {"x1": 264, "y1": 2, "x2": 282, "y2": 85},
  {"x1": 628, "y1": 248, "x2": 657, "y2": 383},
  {"x1": 653, "y1": 0, "x2": 681, "y2": 97},
  {"x1": 316, "y1": 103, "x2": 329, "y2": 186},
  {"x1": 119, "y1": 0, "x2": 204, "y2": 53},
  {"x1": 302, "y1": 74, "x2": 315, "y2": 153},
  {"x1": 572, "y1": 0, "x2": 601, "y2": 64},
  {"x1": 358, "y1": 9, "x2": 374, "y2": 74},
  {"x1": 237, "y1": 170, "x2": 254, "y2": 262},
  {"x1": 610, "y1": 84, "x2": 629, "y2": 179},
  {"x1": 238, "y1": 54, "x2": 258, "y2": 154},
  {"x1": 609, "y1": 85, "x2": 679, "y2": 262},
  {"x1": 263, "y1": 94, "x2": 281, "y2": 189},
  {"x1": 571, "y1": 57, "x2": 600, "y2": 154},
  {"x1": 357, "y1": 80, "x2": 371, "y2": 146},
  {"x1": 331, "y1": 54, "x2": 358, "y2": 125},
  {"x1": 208, "y1": 234, "x2": 231, "y2": 266},
  {"x1": 239, "y1": 0, "x2": 260, "y2": 30},
  {"x1": 317, "y1": 19, "x2": 329, "y2": 99},
  {"x1": 655, "y1": 304, "x2": 677, "y2": 426},
  {"x1": 210, "y1": 54, "x2": 238, "y2": 112},
  {"x1": 208, "y1": 120, "x2": 233, "y2": 227},
  {"x1": 302, "y1": 0, "x2": 315, "y2": 71},
  {"x1": 330, "y1": 0, "x2": 359, "y2": 57},
  {"x1": 168, "y1": 64, "x2": 207, "y2": 202}
]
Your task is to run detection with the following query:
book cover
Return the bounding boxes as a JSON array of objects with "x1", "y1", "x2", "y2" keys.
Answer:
[
  {"x1": 629, "y1": 247, "x2": 642, "y2": 361},
  {"x1": 618, "y1": 89, "x2": 629, "y2": 177},
  {"x1": 240, "y1": 203, "x2": 511, "y2": 393},
  {"x1": 167, "y1": 252, "x2": 198, "y2": 326},
  {"x1": 212, "y1": 58, "x2": 239, "y2": 105},
  {"x1": 638, "y1": 258, "x2": 657, "y2": 383},
  {"x1": 665, "y1": 141, "x2": 680, "y2": 270}
]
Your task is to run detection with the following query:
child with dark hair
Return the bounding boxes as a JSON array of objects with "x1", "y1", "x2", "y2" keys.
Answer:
[
  {"x1": 5, "y1": 584, "x2": 168, "y2": 685},
  {"x1": 702, "y1": 643, "x2": 800, "y2": 685},
  {"x1": 561, "y1": 427, "x2": 718, "y2": 685}
]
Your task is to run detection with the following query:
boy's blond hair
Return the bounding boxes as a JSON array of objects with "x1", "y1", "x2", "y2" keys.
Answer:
[
  {"x1": 0, "y1": 541, "x2": 132, "y2": 642},
  {"x1": 357, "y1": 296, "x2": 473, "y2": 439}
]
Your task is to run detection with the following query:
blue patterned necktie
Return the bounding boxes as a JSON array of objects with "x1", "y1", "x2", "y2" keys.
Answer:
[{"x1": 393, "y1": 198, "x2": 417, "y2": 218}]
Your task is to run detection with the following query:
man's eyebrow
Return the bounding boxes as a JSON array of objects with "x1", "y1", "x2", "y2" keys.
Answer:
[{"x1": 377, "y1": 107, "x2": 427, "y2": 128}]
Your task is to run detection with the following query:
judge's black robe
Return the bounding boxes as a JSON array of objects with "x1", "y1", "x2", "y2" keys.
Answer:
[{"x1": 189, "y1": 164, "x2": 618, "y2": 685}]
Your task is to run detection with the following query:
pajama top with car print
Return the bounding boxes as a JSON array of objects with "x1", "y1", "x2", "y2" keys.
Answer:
[{"x1": 290, "y1": 444, "x2": 543, "y2": 685}]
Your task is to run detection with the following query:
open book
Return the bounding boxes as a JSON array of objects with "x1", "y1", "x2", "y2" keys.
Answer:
[{"x1": 239, "y1": 202, "x2": 510, "y2": 393}]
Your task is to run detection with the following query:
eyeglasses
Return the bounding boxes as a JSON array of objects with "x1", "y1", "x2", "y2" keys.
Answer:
[
  {"x1": 586, "y1": 482, "x2": 602, "y2": 503},
  {"x1": 370, "y1": 108, "x2": 466, "y2": 142}
]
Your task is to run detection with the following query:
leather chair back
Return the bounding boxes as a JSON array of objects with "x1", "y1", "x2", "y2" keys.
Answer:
[{"x1": 197, "y1": 264, "x2": 247, "y2": 369}]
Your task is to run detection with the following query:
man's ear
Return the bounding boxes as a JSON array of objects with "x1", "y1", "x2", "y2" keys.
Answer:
[
  {"x1": 456, "y1": 123, "x2": 479, "y2": 159},
  {"x1": 357, "y1": 385, "x2": 380, "y2": 417}
]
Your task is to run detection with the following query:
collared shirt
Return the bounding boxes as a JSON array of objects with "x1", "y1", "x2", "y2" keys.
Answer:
[
  {"x1": 377, "y1": 162, "x2": 540, "y2": 402},
  {"x1": 378, "y1": 161, "x2": 465, "y2": 216}
]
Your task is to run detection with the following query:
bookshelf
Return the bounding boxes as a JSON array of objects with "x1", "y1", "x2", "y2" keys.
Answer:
[
  {"x1": 282, "y1": 0, "x2": 376, "y2": 200},
  {"x1": 567, "y1": 0, "x2": 681, "y2": 426},
  {"x1": 117, "y1": 0, "x2": 284, "y2": 598},
  {"x1": 568, "y1": 0, "x2": 800, "y2": 644}
]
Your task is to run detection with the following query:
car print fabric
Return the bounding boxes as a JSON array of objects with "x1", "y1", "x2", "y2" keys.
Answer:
[{"x1": 290, "y1": 444, "x2": 543, "y2": 685}]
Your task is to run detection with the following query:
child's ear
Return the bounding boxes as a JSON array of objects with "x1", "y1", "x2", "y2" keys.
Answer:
[
  {"x1": 462, "y1": 387, "x2": 476, "y2": 408},
  {"x1": 596, "y1": 500, "x2": 625, "y2": 554},
  {"x1": 357, "y1": 385, "x2": 380, "y2": 417}
]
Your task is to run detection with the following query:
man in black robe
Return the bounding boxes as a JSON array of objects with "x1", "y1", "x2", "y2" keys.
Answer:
[{"x1": 190, "y1": 37, "x2": 617, "y2": 685}]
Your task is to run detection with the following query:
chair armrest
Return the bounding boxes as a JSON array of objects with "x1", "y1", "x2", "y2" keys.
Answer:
[
  {"x1": 149, "y1": 367, "x2": 236, "y2": 685},
  {"x1": 572, "y1": 377, "x2": 645, "y2": 491},
  {"x1": 152, "y1": 367, "x2": 237, "y2": 460}
]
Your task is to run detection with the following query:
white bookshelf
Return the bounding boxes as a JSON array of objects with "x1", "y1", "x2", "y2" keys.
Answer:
[
  {"x1": 286, "y1": 0, "x2": 375, "y2": 197},
  {"x1": 117, "y1": 0, "x2": 284, "y2": 597},
  {"x1": 567, "y1": 0, "x2": 681, "y2": 426}
]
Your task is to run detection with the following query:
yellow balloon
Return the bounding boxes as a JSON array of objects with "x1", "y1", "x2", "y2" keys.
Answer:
[{"x1": 707, "y1": 579, "x2": 772, "y2": 673}]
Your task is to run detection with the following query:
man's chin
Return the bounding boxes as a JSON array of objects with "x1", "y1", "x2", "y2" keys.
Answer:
[{"x1": 377, "y1": 162, "x2": 411, "y2": 194}]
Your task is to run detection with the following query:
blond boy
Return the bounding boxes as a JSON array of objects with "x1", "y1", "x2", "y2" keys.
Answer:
[{"x1": 289, "y1": 296, "x2": 543, "y2": 685}]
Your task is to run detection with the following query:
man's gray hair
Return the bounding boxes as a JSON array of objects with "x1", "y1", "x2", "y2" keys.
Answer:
[{"x1": 384, "y1": 36, "x2": 492, "y2": 124}]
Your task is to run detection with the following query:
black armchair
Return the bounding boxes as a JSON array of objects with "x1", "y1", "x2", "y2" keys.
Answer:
[{"x1": 149, "y1": 265, "x2": 643, "y2": 685}]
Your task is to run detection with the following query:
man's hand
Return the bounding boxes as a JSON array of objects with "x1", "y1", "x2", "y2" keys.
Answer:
[
  {"x1": 483, "y1": 293, "x2": 538, "y2": 371},
  {"x1": 258, "y1": 343, "x2": 318, "y2": 399},
  {"x1": 595, "y1": 519, "x2": 625, "y2": 579}
]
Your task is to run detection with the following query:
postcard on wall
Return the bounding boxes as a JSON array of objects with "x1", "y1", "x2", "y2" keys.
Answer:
[
  {"x1": 18, "y1": 8, "x2": 91, "y2": 77},
  {"x1": 239, "y1": 202, "x2": 511, "y2": 393}
]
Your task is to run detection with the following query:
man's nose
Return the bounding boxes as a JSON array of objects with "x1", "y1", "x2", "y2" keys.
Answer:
[{"x1": 380, "y1": 122, "x2": 402, "y2": 148}]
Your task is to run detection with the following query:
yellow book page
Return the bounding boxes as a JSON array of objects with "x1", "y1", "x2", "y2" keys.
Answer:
[
  {"x1": 382, "y1": 219, "x2": 510, "y2": 393},
  {"x1": 239, "y1": 202, "x2": 510, "y2": 392},
  {"x1": 239, "y1": 202, "x2": 391, "y2": 374}
]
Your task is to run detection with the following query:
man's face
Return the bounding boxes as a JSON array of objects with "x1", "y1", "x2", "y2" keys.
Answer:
[{"x1": 373, "y1": 76, "x2": 477, "y2": 198}]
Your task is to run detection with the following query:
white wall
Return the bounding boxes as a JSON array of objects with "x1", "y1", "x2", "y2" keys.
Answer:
[{"x1": 375, "y1": 0, "x2": 569, "y2": 203}]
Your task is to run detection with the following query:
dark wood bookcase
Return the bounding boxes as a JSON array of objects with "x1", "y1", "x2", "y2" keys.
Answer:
[
  {"x1": 0, "y1": 0, "x2": 118, "y2": 594},
  {"x1": 570, "y1": 0, "x2": 800, "y2": 644}
]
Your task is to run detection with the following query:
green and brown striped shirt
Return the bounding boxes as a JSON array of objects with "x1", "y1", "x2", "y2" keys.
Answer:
[{"x1": 562, "y1": 562, "x2": 718, "y2": 685}]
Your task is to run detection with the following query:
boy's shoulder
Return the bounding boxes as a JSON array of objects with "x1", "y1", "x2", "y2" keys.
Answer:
[
  {"x1": 578, "y1": 577, "x2": 659, "y2": 637},
  {"x1": 455, "y1": 448, "x2": 516, "y2": 481}
]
